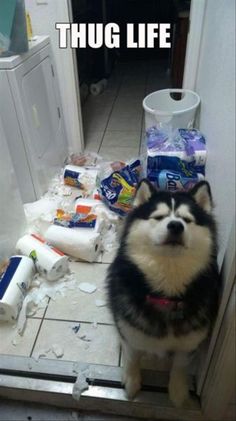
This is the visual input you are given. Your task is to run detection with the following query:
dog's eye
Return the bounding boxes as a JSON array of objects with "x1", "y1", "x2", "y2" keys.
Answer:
[
  {"x1": 183, "y1": 217, "x2": 192, "y2": 224},
  {"x1": 154, "y1": 215, "x2": 165, "y2": 221}
]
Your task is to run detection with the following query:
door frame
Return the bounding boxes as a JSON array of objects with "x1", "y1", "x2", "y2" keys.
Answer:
[
  {"x1": 182, "y1": 0, "x2": 206, "y2": 90},
  {"x1": 66, "y1": 0, "x2": 84, "y2": 152},
  {"x1": 0, "y1": 1, "x2": 235, "y2": 419}
]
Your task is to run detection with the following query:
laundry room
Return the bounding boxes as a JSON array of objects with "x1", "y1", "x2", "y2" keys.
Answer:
[{"x1": 0, "y1": 1, "x2": 235, "y2": 420}]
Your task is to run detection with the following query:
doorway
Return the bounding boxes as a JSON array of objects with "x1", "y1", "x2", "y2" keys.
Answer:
[{"x1": 71, "y1": 0, "x2": 191, "y2": 156}]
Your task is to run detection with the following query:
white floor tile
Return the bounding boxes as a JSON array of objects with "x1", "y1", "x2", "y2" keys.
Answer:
[
  {"x1": 99, "y1": 146, "x2": 139, "y2": 161},
  {"x1": 69, "y1": 261, "x2": 109, "y2": 282},
  {"x1": 107, "y1": 114, "x2": 142, "y2": 131},
  {"x1": 118, "y1": 84, "x2": 146, "y2": 99},
  {"x1": 84, "y1": 131, "x2": 104, "y2": 153},
  {"x1": 45, "y1": 262, "x2": 112, "y2": 324},
  {"x1": 121, "y1": 74, "x2": 147, "y2": 86},
  {"x1": 145, "y1": 78, "x2": 171, "y2": 95},
  {"x1": 83, "y1": 114, "x2": 110, "y2": 133},
  {"x1": 83, "y1": 92, "x2": 115, "y2": 109},
  {"x1": 101, "y1": 131, "x2": 140, "y2": 149},
  {"x1": 140, "y1": 132, "x2": 147, "y2": 155},
  {"x1": 112, "y1": 103, "x2": 143, "y2": 118},
  {"x1": 0, "y1": 318, "x2": 41, "y2": 357},
  {"x1": 113, "y1": 96, "x2": 143, "y2": 111},
  {"x1": 32, "y1": 320, "x2": 120, "y2": 366},
  {"x1": 27, "y1": 297, "x2": 49, "y2": 319}
]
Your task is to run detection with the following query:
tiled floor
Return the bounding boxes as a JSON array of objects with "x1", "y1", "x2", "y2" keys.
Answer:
[
  {"x1": 83, "y1": 58, "x2": 171, "y2": 156},
  {"x1": 0, "y1": 58, "x2": 171, "y2": 372},
  {"x1": 0, "y1": 261, "x2": 120, "y2": 367}
]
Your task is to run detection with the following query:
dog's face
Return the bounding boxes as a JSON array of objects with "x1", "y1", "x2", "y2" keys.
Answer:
[{"x1": 125, "y1": 180, "x2": 216, "y2": 260}]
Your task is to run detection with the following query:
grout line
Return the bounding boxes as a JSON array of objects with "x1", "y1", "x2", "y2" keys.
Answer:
[
  {"x1": 43, "y1": 317, "x2": 114, "y2": 326},
  {"x1": 138, "y1": 65, "x2": 149, "y2": 155},
  {"x1": 118, "y1": 346, "x2": 122, "y2": 367},
  {"x1": 82, "y1": 94, "x2": 116, "y2": 152},
  {"x1": 69, "y1": 259, "x2": 110, "y2": 265},
  {"x1": 29, "y1": 317, "x2": 45, "y2": 358},
  {"x1": 29, "y1": 297, "x2": 52, "y2": 357},
  {"x1": 98, "y1": 74, "x2": 125, "y2": 153},
  {"x1": 42, "y1": 297, "x2": 50, "y2": 319}
]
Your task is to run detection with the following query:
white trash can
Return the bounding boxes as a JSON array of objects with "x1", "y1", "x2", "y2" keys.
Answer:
[{"x1": 143, "y1": 89, "x2": 200, "y2": 131}]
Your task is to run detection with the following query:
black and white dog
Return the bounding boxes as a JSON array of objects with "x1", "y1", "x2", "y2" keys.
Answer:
[{"x1": 107, "y1": 180, "x2": 221, "y2": 407}]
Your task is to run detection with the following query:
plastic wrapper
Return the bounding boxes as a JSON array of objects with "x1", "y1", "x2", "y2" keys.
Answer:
[
  {"x1": 67, "y1": 152, "x2": 103, "y2": 167},
  {"x1": 54, "y1": 208, "x2": 97, "y2": 229},
  {"x1": 63, "y1": 165, "x2": 98, "y2": 192},
  {"x1": 148, "y1": 154, "x2": 205, "y2": 192},
  {"x1": 99, "y1": 159, "x2": 143, "y2": 217},
  {"x1": 146, "y1": 127, "x2": 206, "y2": 191},
  {"x1": 146, "y1": 127, "x2": 206, "y2": 170},
  {"x1": 148, "y1": 168, "x2": 204, "y2": 191}
]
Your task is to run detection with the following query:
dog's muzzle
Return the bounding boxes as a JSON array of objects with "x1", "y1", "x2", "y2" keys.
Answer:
[{"x1": 165, "y1": 221, "x2": 184, "y2": 245}]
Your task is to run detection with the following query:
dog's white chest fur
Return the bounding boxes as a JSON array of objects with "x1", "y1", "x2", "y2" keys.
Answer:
[{"x1": 119, "y1": 319, "x2": 207, "y2": 356}]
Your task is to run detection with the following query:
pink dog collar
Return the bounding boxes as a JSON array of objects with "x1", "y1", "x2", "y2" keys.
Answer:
[{"x1": 146, "y1": 294, "x2": 184, "y2": 313}]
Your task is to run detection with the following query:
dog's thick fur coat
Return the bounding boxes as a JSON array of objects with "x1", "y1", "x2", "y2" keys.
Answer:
[{"x1": 107, "y1": 180, "x2": 221, "y2": 406}]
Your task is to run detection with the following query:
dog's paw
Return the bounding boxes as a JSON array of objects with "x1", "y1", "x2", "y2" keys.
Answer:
[
  {"x1": 122, "y1": 371, "x2": 141, "y2": 399},
  {"x1": 168, "y1": 371, "x2": 189, "y2": 407}
]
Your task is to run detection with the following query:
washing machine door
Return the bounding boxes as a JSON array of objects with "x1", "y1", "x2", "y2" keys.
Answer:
[
  {"x1": 7, "y1": 42, "x2": 68, "y2": 199},
  {"x1": 0, "y1": 115, "x2": 26, "y2": 259}
]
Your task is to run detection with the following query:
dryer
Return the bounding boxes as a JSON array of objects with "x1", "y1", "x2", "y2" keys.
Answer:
[{"x1": 0, "y1": 36, "x2": 68, "y2": 203}]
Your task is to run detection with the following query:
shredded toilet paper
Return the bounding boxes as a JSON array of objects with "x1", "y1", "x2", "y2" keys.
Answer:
[
  {"x1": 16, "y1": 271, "x2": 78, "y2": 338},
  {"x1": 78, "y1": 282, "x2": 97, "y2": 294},
  {"x1": 95, "y1": 299, "x2": 106, "y2": 307},
  {"x1": 51, "y1": 344, "x2": 64, "y2": 358},
  {"x1": 72, "y1": 370, "x2": 89, "y2": 401},
  {"x1": 17, "y1": 296, "x2": 35, "y2": 336}
]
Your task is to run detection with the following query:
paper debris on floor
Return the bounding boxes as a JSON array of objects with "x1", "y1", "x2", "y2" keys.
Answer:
[
  {"x1": 78, "y1": 282, "x2": 97, "y2": 294},
  {"x1": 95, "y1": 299, "x2": 106, "y2": 307},
  {"x1": 72, "y1": 324, "x2": 81, "y2": 334},
  {"x1": 72, "y1": 369, "x2": 89, "y2": 400},
  {"x1": 33, "y1": 348, "x2": 51, "y2": 361},
  {"x1": 2, "y1": 152, "x2": 142, "y2": 342},
  {"x1": 51, "y1": 343, "x2": 64, "y2": 358},
  {"x1": 17, "y1": 295, "x2": 35, "y2": 336}
]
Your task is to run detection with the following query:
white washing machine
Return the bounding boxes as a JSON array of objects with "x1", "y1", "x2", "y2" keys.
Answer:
[
  {"x1": 0, "y1": 115, "x2": 26, "y2": 259},
  {"x1": 0, "y1": 36, "x2": 68, "y2": 203}
]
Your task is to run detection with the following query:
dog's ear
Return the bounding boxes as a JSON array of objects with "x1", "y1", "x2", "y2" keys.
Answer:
[
  {"x1": 190, "y1": 181, "x2": 213, "y2": 212},
  {"x1": 133, "y1": 179, "x2": 155, "y2": 207}
]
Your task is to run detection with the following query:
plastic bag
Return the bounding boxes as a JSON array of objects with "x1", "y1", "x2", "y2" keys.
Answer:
[
  {"x1": 146, "y1": 127, "x2": 206, "y2": 168},
  {"x1": 146, "y1": 127, "x2": 207, "y2": 191},
  {"x1": 99, "y1": 159, "x2": 143, "y2": 217}
]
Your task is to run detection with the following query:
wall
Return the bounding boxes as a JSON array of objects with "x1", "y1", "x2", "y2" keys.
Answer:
[
  {"x1": 25, "y1": 0, "x2": 84, "y2": 153},
  {"x1": 194, "y1": 0, "x2": 235, "y2": 265}
]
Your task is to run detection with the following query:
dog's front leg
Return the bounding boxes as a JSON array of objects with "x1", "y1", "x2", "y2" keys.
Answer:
[
  {"x1": 168, "y1": 351, "x2": 189, "y2": 407},
  {"x1": 121, "y1": 340, "x2": 142, "y2": 399}
]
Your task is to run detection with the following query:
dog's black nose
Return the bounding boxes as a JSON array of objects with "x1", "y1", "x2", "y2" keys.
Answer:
[{"x1": 167, "y1": 221, "x2": 184, "y2": 235}]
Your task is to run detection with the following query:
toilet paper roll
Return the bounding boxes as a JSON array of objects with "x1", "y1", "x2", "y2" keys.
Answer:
[
  {"x1": 147, "y1": 148, "x2": 207, "y2": 166},
  {"x1": 16, "y1": 234, "x2": 69, "y2": 281},
  {"x1": 90, "y1": 78, "x2": 107, "y2": 96},
  {"x1": 0, "y1": 255, "x2": 35, "y2": 322},
  {"x1": 45, "y1": 225, "x2": 101, "y2": 263},
  {"x1": 63, "y1": 165, "x2": 98, "y2": 189}
]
